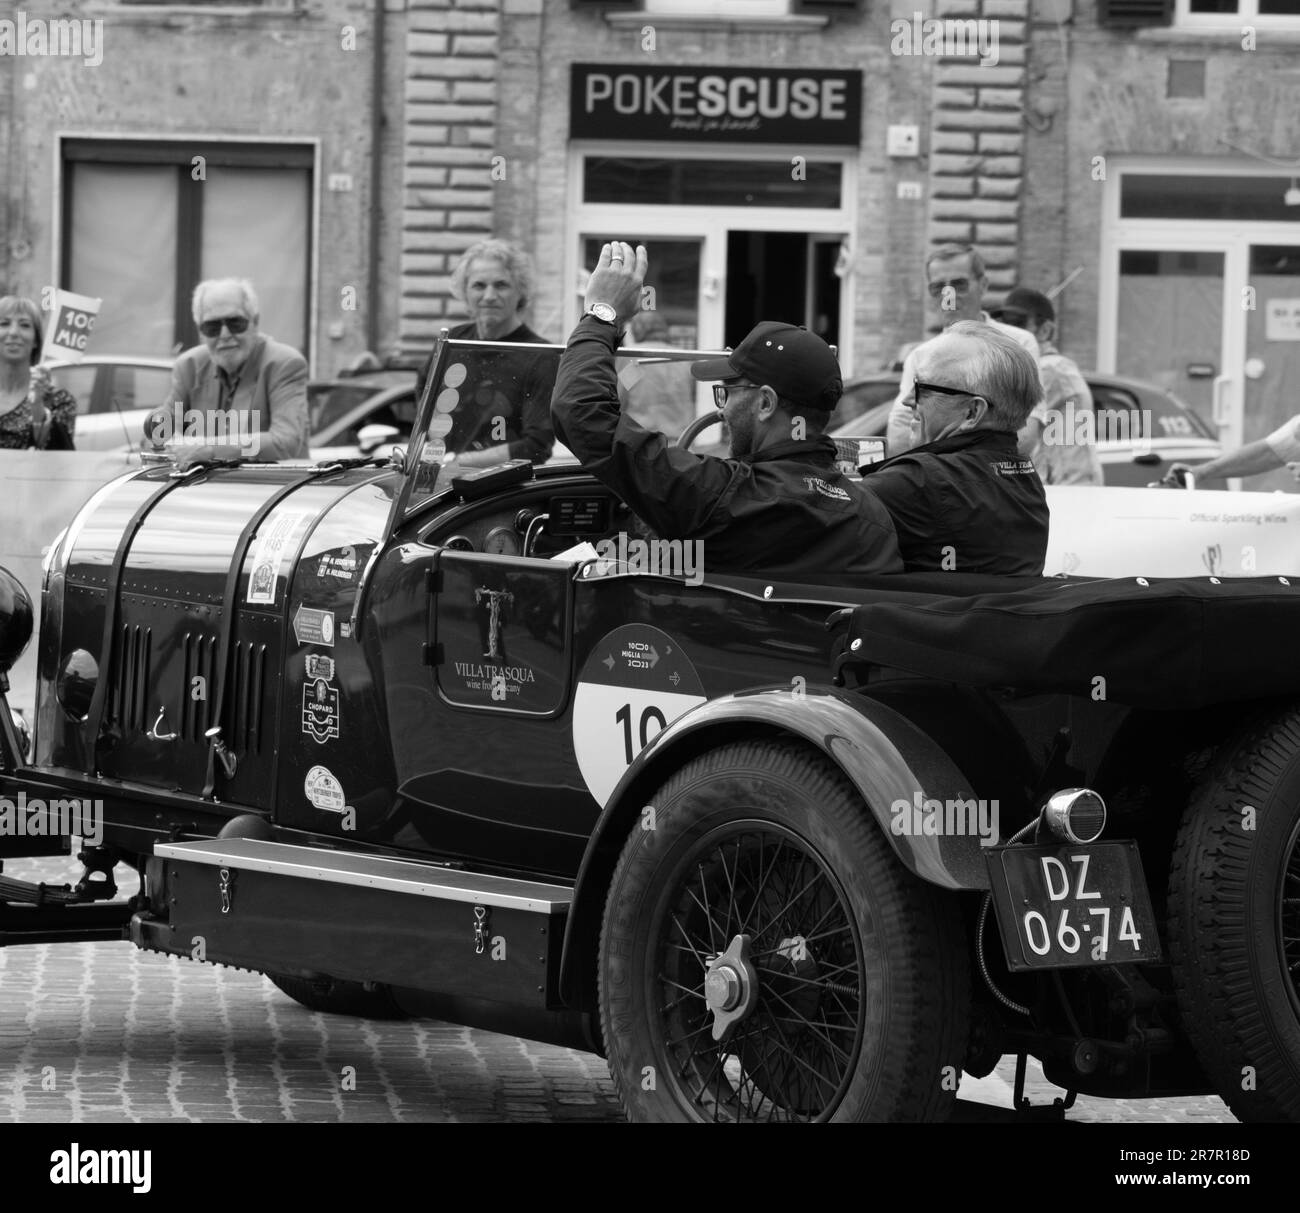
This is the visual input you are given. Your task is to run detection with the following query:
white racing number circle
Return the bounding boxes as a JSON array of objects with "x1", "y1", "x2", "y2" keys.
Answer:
[{"x1": 573, "y1": 624, "x2": 706, "y2": 807}]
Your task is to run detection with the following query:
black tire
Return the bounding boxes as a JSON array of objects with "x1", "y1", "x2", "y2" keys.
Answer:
[
  {"x1": 267, "y1": 972, "x2": 407, "y2": 1020},
  {"x1": 1167, "y1": 708, "x2": 1300, "y2": 1122},
  {"x1": 598, "y1": 739, "x2": 969, "y2": 1122}
]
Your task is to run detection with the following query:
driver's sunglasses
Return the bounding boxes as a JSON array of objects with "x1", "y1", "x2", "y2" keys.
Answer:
[
  {"x1": 199, "y1": 315, "x2": 251, "y2": 338},
  {"x1": 713, "y1": 381, "x2": 758, "y2": 408},
  {"x1": 910, "y1": 379, "x2": 976, "y2": 407},
  {"x1": 927, "y1": 277, "x2": 972, "y2": 298}
]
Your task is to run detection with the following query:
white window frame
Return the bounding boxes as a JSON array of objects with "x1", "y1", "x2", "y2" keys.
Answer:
[
  {"x1": 1098, "y1": 156, "x2": 1300, "y2": 452},
  {"x1": 645, "y1": 0, "x2": 790, "y2": 15},
  {"x1": 1174, "y1": 0, "x2": 1300, "y2": 27},
  {"x1": 567, "y1": 140, "x2": 856, "y2": 370}
]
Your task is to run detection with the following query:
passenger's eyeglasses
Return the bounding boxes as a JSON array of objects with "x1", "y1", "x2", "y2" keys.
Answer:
[
  {"x1": 713, "y1": 382, "x2": 758, "y2": 408},
  {"x1": 910, "y1": 379, "x2": 976, "y2": 407},
  {"x1": 927, "y1": 278, "x2": 973, "y2": 298},
  {"x1": 199, "y1": 315, "x2": 251, "y2": 338}
]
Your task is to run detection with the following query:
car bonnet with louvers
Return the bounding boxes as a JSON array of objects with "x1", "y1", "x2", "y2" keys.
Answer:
[{"x1": 35, "y1": 465, "x2": 393, "y2": 809}]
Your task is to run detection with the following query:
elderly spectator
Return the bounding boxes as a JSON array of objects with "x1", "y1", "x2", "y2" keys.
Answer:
[
  {"x1": 416, "y1": 238, "x2": 555, "y2": 468},
  {"x1": 147, "y1": 278, "x2": 309, "y2": 468},
  {"x1": 0, "y1": 295, "x2": 76, "y2": 449},
  {"x1": 992, "y1": 286, "x2": 1103, "y2": 486},
  {"x1": 886, "y1": 244, "x2": 1040, "y2": 454},
  {"x1": 860, "y1": 321, "x2": 1049, "y2": 575}
]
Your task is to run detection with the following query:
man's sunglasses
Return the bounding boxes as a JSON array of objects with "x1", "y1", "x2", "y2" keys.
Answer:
[
  {"x1": 713, "y1": 381, "x2": 758, "y2": 408},
  {"x1": 199, "y1": 315, "x2": 251, "y2": 338},
  {"x1": 927, "y1": 277, "x2": 973, "y2": 298}
]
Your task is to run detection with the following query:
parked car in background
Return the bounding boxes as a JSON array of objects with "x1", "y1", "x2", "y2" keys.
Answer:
[
  {"x1": 829, "y1": 370, "x2": 1223, "y2": 486},
  {"x1": 46, "y1": 356, "x2": 174, "y2": 453},
  {"x1": 307, "y1": 369, "x2": 420, "y2": 462}
]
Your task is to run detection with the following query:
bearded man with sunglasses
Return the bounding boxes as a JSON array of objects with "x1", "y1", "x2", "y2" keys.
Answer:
[
  {"x1": 885, "y1": 244, "x2": 1040, "y2": 455},
  {"x1": 860, "y1": 321, "x2": 1049, "y2": 575},
  {"x1": 551, "y1": 241, "x2": 902, "y2": 579},
  {"x1": 146, "y1": 278, "x2": 310, "y2": 469}
]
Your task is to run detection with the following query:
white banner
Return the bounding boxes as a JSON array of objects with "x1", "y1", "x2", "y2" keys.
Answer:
[
  {"x1": 1046, "y1": 486, "x2": 1300, "y2": 578},
  {"x1": 41, "y1": 289, "x2": 102, "y2": 362}
]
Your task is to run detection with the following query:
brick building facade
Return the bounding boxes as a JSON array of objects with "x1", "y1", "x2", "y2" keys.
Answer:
[{"x1": 2, "y1": 0, "x2": 1298, "y2": 465}]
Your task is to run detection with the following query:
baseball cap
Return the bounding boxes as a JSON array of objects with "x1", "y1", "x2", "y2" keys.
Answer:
[
  {"x1": 690, "y1": 321, "x2": 842, "y2": 411},
  {"x1": 991, "y1": 286, "x2": 1054, "y2": 329}
]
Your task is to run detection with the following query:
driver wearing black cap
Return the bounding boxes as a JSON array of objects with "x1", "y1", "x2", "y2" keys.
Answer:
[{"x1": 550, "y1": 241, "x2": 902, "y2": 579}]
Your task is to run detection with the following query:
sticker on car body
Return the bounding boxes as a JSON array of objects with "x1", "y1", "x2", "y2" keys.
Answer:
[
  {"x1": 572, "y1": 624, "x2": 706, "y2": 806},
  {"x1": 246, "y1": 510, "x2": 313, "y2": 605},
  {"x1": 294, "y1": 605, "x2": 335, "y2": 646},
  {"x1": 304, "y1": 765, "x2": 345, "y2": 812}
]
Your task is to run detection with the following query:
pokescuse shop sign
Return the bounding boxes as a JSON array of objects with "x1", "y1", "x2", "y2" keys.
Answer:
[{"x1": 571, "y1": 65, "x2": 862, "y2": 144}]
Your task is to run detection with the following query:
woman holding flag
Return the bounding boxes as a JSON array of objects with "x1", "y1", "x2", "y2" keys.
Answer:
[{"x1": 0, "y1": 295, "x2": 76, "y2": 449}]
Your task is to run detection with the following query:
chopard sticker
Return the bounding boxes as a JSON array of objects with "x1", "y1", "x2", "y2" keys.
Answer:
[
  {"x1": 304, "y1": 765, "x2": 345, "y2": 812},
  {"x1": 293, "y1": 605, "x2": 335, "y2": 646},
  {"x1": 302, "y1": 677, "x2": 340, "y2": 744},
  {"x1": 246, "y1": 510, "x2": 313, "y2": 605},
  {"x1": 803, "y1": 475, "x2": 851, "y2": 502},
  {"x1": 305, "y1": 654, "x2": 335, "y2": 681}
]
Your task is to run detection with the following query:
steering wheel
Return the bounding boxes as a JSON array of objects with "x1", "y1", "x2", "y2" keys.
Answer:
[{"x1": 676, "y1": 411, "x2": 724, "y2": 451}]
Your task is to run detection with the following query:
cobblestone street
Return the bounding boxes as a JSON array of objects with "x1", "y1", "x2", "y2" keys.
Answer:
[{"x1": 0, "y1": 857, "x2": 1235, "y2": 1126}]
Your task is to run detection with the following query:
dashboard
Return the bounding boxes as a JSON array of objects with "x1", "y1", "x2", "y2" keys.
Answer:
[{"x1": 420, "y1": 486, "x2": 637, "y2": 560}]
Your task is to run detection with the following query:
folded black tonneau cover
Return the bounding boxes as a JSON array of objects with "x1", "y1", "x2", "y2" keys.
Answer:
[{"x1": 833, "y1": 575, "x2": 1300, "y2": 709}]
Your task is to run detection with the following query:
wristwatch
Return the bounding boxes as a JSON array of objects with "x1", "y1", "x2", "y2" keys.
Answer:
[{"x1": 585, "y1": 303, "x2": 619, "y2": 327}]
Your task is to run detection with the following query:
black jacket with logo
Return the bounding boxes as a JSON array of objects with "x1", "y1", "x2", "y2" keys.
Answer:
[
  {"x1": 551, "y1": 318, "x2": 903, "y2": 579},
  {"x1": 860, "y1": 429, "x2": 1049, "y2": 575}
]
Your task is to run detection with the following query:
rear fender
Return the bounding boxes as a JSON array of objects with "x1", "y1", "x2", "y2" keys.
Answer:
[{"x1": 559, "y1": 686, "x2": 993, "y2": 1007}]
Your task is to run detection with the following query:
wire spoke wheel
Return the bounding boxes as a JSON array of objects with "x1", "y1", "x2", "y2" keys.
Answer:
[
  {"x1": 599, "y1": 739, "x2": 968, "y2": 1123},
  {"x1": 657, "y1": 825, "x2": 865, "y2": 1122}
]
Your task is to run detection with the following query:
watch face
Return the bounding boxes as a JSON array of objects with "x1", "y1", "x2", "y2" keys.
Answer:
[{"x1": 589, "y1": 304, "x2": 616, "y2": 323}]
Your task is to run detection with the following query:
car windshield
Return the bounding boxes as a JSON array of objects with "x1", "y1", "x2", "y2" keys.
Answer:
[{"x1": 402, "y1": 338, "x2": 714, "y2": 514}]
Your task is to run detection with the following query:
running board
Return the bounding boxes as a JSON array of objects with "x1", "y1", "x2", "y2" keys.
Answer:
[
  {"x1": 133, "y1": 839, "x2": 573, "y2": 1008},
  {"x1": 152, "y1": 839, "x2": 572, "y2": 912}
]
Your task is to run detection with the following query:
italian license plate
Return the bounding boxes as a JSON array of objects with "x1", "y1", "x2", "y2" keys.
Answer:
[{"x1": 986, "y1": 841, "x2": 1161, "y2": 971}]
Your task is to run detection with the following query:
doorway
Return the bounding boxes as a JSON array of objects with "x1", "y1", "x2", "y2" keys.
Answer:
[{"x1": 724, "y1": 231, "x2": 842, "y2": 349}]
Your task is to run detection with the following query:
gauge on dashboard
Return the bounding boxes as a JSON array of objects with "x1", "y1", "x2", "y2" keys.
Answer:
[
  {"x1": 444, "y1": 535, "x2": 475, "y2": 552},
  {"x1": 483, "y1": 526, "x2": 520, "y2": 557}
]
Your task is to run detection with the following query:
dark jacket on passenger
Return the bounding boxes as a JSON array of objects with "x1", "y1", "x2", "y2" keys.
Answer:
[
  {"x1": 551, "y1": 317, "x2": 903, "y2": 579},
  {"x1": 859, "y1": 429, "x2": 1049, "y2": 575}
]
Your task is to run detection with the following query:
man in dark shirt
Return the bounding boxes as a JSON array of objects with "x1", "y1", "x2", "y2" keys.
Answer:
[
  {"x1": 860, "y1": 320, "x2": 1049, "y2": 575},
  {"x1": 551, "y1": 241, "x2": 902, "y2": 580},
  {"x1": 415, "y1": 239, "x2": 556, "y2": 467}
]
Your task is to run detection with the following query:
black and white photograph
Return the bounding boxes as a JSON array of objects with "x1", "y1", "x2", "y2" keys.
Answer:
[{"x1": 0, "y1": 0, "x2": 1296, "y2": 1179}]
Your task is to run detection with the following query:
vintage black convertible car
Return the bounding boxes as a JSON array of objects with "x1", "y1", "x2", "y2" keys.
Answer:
[{"x1": 0, "y1": 337, "x2": 1297, "y2": 1123}]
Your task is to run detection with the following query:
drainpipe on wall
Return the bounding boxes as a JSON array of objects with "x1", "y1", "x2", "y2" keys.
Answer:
[{"x1": 367, "y1": 0, "x2": 386, "y2": 355}]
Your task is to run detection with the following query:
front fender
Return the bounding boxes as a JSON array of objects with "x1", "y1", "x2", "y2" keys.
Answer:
[{"x1": 559, "y1": 685, "x2": 992, "y2": 1008}]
